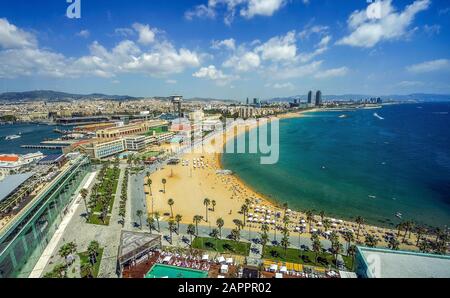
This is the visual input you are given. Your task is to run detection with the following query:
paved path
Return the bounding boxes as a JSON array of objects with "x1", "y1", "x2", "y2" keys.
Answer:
[{"x1": 29, "y1": 171, "x2": 97, "y2": 278}]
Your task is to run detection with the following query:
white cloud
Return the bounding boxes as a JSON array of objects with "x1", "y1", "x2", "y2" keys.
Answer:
[
  {"x1": 266, "y1": 82, "x2": 295, "y2": 90},
  {"x1": 240, "y1": 0, "x2": 286, "y2": 18},
  {"x1": 314, "y1": 66, "x2": 349, "y2": 79},
  {"x1": 0, "y1": 19, "x2": 201, "y2": 79},
  {"x1": 270, "y1": 60, "x2": 323, "y2": 80},
  {"x1": 211, "y1": 38, "x2": 236, "y2": 50},
  {"x1": 337, "y1": 0, "x2": 430, "y2": 48},
  {"x1": 76, "y1": 30, "x2": 90, "y2": 38},
  {"x1": 185, "y1": 0, "x2": 286, "y2": 25},
  {"x1": 0, "y1": 18, "x2": 37, "y2": 49},
  {"x1": 423, "y1": 24, "x2": 440, "y2": 36},
  {"x1": 223, "y1": 51, "x2": 260, "y2": 72},
  {"x1": 132, "y1": 23, "x2": 156, "y2": 45},
  {"x1": 114, "y1": 27, "x2": 135, "y2": 37},
  {"x1": 406, "y1": 59, "x2": 450, "y2": 73},
  {"x1": 165, "y1": 79, "x2": 177, "y2": 84},
  {"x1": 255, "y1": 31, "x2": 297, "y2": 62},
  {"x1": 193, "y1": 65, "x2": 236, "y2": 86}
]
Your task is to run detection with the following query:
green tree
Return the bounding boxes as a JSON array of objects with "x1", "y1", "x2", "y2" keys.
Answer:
[
  {"x1": 154, "y1": 211, "x2": 161, "y2": 231},
  {"x1": 230, "y1": 228, "x2": 240, "y2": 242},
  {"x1": 167, "y1": 198, "x2": 175, "y2": 218},
  {"x1": 193, "y1": 215, "x2": 203, "y2": 235},
  {"x1": 136, "y1": 209, "x2": 143, "y2": 229},
  {"x1": 355, "y1": 216, "x2": 365, "y2": 240},
  {"x1": 364, "y1": 234, "x2": 378, "y2": 247},
  {"x1": 147, "y1": 217, "x2": 155, "y2": 234},
  {"x1": 240, "y1": 204, "x2": 248, "y2": 226},
  {"x1": 388, "y1": 237, "x2": 400, "y2": 250},
  {"x1": 162, "y1": 178, "x2": 167, "y2": 193},
  {"x1": 211, "y1": 200, "x2": 216, "y2": 211},
  {"x1": 80, "y1": 188, "x2": 90, "y2": 219},
  {"x1": 87, "y1": 241, "x2": 100, "y2": 265},
  {"x1": 306, "y1": 210, "x2": 314, "y2": 233},
  {"x1": 81, "y1": 262, "x2": 94, "y2": 278},
  {"x1": 187, "y1": 224, "x2": 196, "y2": 247},
  {"x1": 175, "y1": 214, "x2": 182, "y2": 233},
  {"x1": 216, "y1": 217, "x2": 224, "y2": 238},
  {"x1": 281, "y1": 227, "x2": 290, "y2": 257},
  {"x1": 311, "y1": 234, "x2": 322, "y2": 264},
  {"x1": 168, "y1": 219, "x2": 176, "y2": 244},
  {"x1": 203, "y1": 198, "x2": 211, "y2": 222}
]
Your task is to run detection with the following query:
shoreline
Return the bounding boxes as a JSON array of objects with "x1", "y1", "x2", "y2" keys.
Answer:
[{"x1": 146, "y1": 108, "x2": 425, "y2": 251}]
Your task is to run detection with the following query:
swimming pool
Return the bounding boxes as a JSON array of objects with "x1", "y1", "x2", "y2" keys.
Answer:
[{"x1": 145, "y1": 264, "x2": 209, "y2": 278}]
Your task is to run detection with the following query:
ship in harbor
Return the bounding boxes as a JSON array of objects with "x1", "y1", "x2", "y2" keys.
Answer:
[{"x1": 5, "y1": 134, "x2": 21, "y2": 140}]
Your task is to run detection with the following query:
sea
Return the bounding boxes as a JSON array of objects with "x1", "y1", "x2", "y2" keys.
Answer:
[
  {"x1": 0, "y1": 123, "x2": 68, "y2": 155},
  {"x1": 222, "y1": 103, "x2": 450, "y2": 229}
]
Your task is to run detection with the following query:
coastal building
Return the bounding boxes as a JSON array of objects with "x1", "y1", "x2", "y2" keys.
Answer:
[
  {"x1": 307, "y1": 91, "x2": 313, "y2": 105},
  {"x1": 124, "y1": 135, "x2": 148, "y2": 152},
  {"x1": 0, "y1": 155, "x2": 91, "y2": 277},
  {"x1": 188, "y1": 110, "x2": 204, "y2": 122},
  {"x1": 0, "y1": 153, "x2": 44, "y2": 179},
  {"x1": 95, "y1": 120, "x2": 167, "y2": 139},
  {"x1": 355, "y1": 246, "x2": 450, "y2": 278},
  {"x1": 315, "y1": 90, "x2": 322, "y2": 106},
  {"x1": 92, "y1": 139, "x2": 126, "y2": 159}
]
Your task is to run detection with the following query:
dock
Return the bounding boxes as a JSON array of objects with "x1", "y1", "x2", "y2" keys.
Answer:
[{"x1": 20, "y1": 145, "x2": 64, "y2": 150}]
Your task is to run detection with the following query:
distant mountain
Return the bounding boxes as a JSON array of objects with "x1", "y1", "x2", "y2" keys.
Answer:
[
  {"x1": 0, "y1": 90, "x2": 138, "y2": 102},
  {"x1": 269, "y1": 93, "x2": 450, "y2": 102},
  {"x1": 186, "y1": 97, "x2": 237, "y2": 103}
]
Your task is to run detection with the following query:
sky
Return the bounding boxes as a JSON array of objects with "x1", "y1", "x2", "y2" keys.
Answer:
[{"x1": 0, "y1": 0, "x2": 449, "y2": 100}]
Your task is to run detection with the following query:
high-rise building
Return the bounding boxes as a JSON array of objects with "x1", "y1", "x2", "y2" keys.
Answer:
[
  {"x1": 307, "y1": 91, "x2": 313, "y2": 105},
  {"x1": 315, "y1": 90, "x2": 322, "y2": 106}
]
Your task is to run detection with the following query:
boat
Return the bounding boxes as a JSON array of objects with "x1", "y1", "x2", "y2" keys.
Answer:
[
  {"x1": 339, "y1": 114, "x2": 347, "y2": 118},
  {"x1": 373, "y1": 113, "x2": 384, "y2": 120},
  {"x1": 368, "y1": 195, "x2": 376, "y2": 199},
  {"x1": 5, "y1": 134, "x2": 21, "y2": 140},
  {"x1": 395, "y1": 212, "x2": 402, "y2": 219}
]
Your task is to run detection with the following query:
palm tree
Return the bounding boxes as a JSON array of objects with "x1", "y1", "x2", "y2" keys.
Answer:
[
  {"x1": 80, "y1": 262, "x2": 94, "y2": 278},
  {"x1": 147, "y1": 217, "x2": 155, "y2": 234},
  {"x1": 323, "y1": 219, "x2": 331, "y2": 232},
  {"x1": 230, "y1": 228, "x2": 240, "y2": 242},
  {"x1": 319, "y1": 210, "x2": 325, "y2": 222},
  {"x1": 187, "y1": 224, "x2": 196, "y2": 247},
  {"x1": 59, "y1": 242, "x2": 77, "y2": 266},
  {"x1": 240, "y1": 204, "x2": 248, "y2": 226},
  {"x1": 80, "y1": 188, "x2": 90, "y2": 218},
  {"x1": 402, "y1": 221, "x2": 413, "y2": 242},
  {"x1": 343, "y1": 231, "x2": 355, "y2": 253},
  {"x1": 211, "y1": 228, "x2": 220, "y2": 250},
  {"x1": 388, "y1": 237, "x2": 400, "y2": 250},
  {"x1": 162, "y1": 178, "x2": 167, "y2": 193},
  {"x1": 154, "y1": 211, "x2": 161, "y2": 231},
  {"x1": 136, "y1": 209, "x2": 143, "y2": 229},
  {"x1": 347, "y1": 245, "x2": 357, "y2": 270},
  {"x1": 418, "y1": 240, "x2": 430, "y2": 253},
  {"x1": 216, "y1": 218, "x2": 224, "y2": 238},
  {"x1": 168, "y1": 219, "x2": 176, "y2": 244},
  {"x1": 355, "y1": 216, "x2": 365, "y2": 240},
  {"x1": 87, "y1": 241, "x2": 100, "y2": 265},
  {"x1": 330, "y1": 233, "x2": 342, "y2": 268},
  {"x1": 175, "y1": 214, "x2": 182, "y2": 233},
  {"x1": 364, "y1": 234, "x2": 378, "y2": 247},
  {"x1": 260, "y1": 223, "x2": 270, "y2": 252},
  {"x1": 147, "y1": 177, "x2": 153, "y2": 196},
  {"x1": 167, "y1": 198, "x2": 175, "y2": 218},
  {"x1": 415, "y1": 226, "x2": 426, "y2": 246},
  {"x1": 281, "y1": 227, "x2": 290, "y2": 257},
  {"x1": 211, "y1": 200, "x2": 216, "y2": 211},
  {"x1": 203, "y1": 198, "x2": 211, "y2": 222},
  {"x1": 193, "y1": 215, "x2": 203, "y2": 235},
  {"x1": 396, "y1": 222, "x2": 404, "y2": 238},
  {"x1": 311, "y1": 234, "x2": 322, "y2": 264},
  {"x1": 233, "y1": 219, "x2": 243, "y2": 230},
  {"x1": 306, "y1": 210, "x2": 314, "y2": 233}
]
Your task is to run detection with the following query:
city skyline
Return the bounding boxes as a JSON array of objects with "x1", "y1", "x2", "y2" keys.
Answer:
[{"x1": 0, "y1": 0, "x2": 449, "y2": 99}]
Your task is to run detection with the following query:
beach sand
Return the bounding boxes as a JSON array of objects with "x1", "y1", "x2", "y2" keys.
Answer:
[{"x1": 145, "y1": 110, "x2": 422, "y2": 250}]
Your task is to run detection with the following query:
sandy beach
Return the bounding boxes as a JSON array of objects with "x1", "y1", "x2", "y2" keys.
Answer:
[{"x1": 146, "y1": 110, "x2": 421, "y2": 250}]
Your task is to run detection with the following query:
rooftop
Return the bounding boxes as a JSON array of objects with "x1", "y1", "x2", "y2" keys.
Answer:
[
  {"x1": 0, "y1": 172, "x2": 34, "y2": 203},
  {"x1": 357, "y1": 246, "x2": 450, "y2": 278}
]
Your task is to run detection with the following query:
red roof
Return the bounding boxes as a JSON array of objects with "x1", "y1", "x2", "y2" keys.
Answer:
[{"x1": 0, "y1": 155, "x2": 19, "y2": 162}]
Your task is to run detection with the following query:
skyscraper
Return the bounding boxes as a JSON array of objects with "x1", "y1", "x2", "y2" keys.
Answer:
[
  {"x1": 315, "y1": 90, "x2": 322, "y2": 106},
  {"x1": 307, "y1": 91, "x2": 313, "y2": 105}
]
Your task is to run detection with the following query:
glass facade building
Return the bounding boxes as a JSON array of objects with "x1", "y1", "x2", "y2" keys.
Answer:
[{"x1": 0, "y1": 155, "x2": 91, "y2": 278}]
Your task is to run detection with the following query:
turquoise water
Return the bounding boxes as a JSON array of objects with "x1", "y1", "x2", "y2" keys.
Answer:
[
  {"x1": 145, "y1": 264, "x2": 208, "y2": 278},
  {"x1": 222, "y1": 103, "x2": 450, "y2": 229}
]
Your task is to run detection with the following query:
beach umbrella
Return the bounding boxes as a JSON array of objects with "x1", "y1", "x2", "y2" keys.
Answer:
[
  {"x1": 300, "y1": 219, "x2": 305, "y2": 223},
  {"x1": 287, "y1": 209, "x2": 292, "y2": 212},
  {"x1": 317, "y1": 221, "x2": 322, "y2": 226}
]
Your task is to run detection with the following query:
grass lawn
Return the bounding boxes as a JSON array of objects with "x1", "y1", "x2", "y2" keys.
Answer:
[
  {"x1": 263, "y1": 246, "x2": 354, "y2": 271},
  {"x1": 86, "y1": 214, "x2": 110, "y2": 226},
  {"x1": 78, "y1": 248, "x2": 104, "y2": 278},
  {"x1": 192, "y1": 237, "x2": 251, "y2": 256},
  {"x1": 140, "y1": 151, "x2": 161, "y2": 159}
]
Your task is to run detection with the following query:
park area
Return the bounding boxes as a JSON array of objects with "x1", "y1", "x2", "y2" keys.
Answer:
[{"x1": 192, "y1": 237, "x2": 251, "y2": 256}]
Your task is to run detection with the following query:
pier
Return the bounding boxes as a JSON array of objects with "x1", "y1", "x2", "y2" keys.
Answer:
[{"x1": 20, "y1": 145, "x2": 64, "y2": 150}]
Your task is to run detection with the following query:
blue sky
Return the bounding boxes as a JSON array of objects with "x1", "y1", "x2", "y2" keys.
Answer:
[{"x1": 0, "y1": 0, "x2": 449, "y2": 99}]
